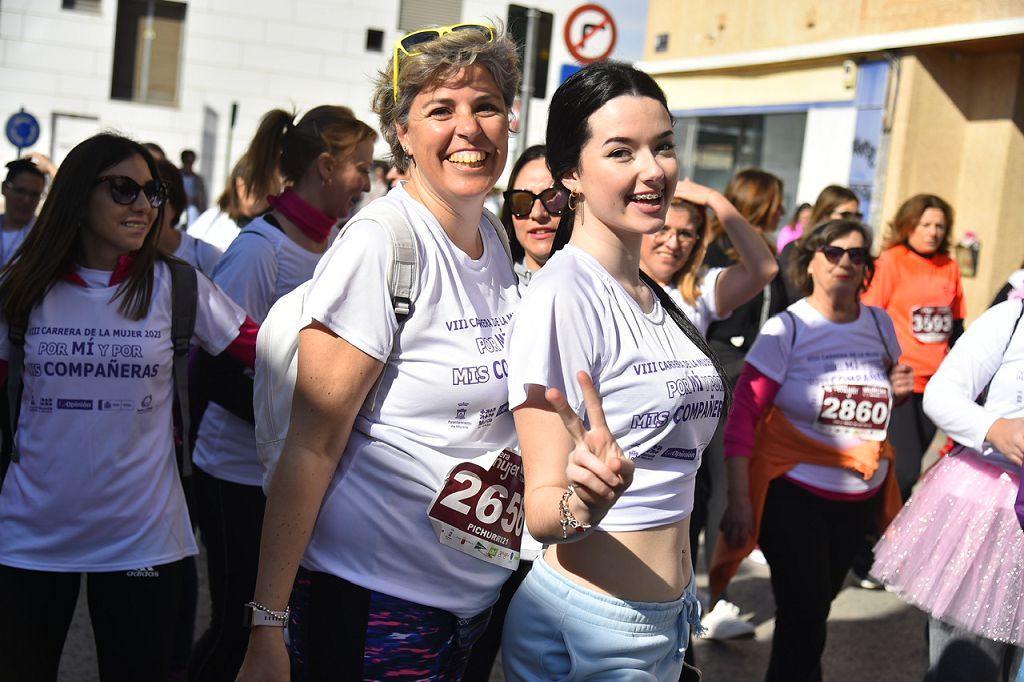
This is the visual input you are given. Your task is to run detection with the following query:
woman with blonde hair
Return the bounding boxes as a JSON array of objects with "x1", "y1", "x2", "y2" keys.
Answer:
[{"x1": 237, "y1": 25, "x2": 521, "y2": 680}]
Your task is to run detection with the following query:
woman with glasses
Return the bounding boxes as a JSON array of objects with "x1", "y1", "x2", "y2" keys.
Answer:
[
  {"x1": 189, "y1": 105, "x2": 375, "y2": 682},
  {"x1": 715, "y1": 219, "x2": 914, "y2": 681},
  {"x1": 500, "y1": 144, "x2": 567, "y2": 286},
  {"x1": 779, "y1": 185, "x2": 860, "y2": 314},
  {"x1": 237, "y1": 25, "x2": 520, "y2": 681},
  {"x1": 862, "y1": 194, "x2": 965, "y2": 503},
  {"x1": 0, "y1": 133, "x2": 256, "y2": 680},
  {"x1": 501, "y1": 60, "x2": 729, "y2": 680},
  {"x1": 0, "y1": 157, "x2": 48, "y2": 267}
]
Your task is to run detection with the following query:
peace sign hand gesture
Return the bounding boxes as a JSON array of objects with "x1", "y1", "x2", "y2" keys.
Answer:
[{"x1": 545, "y1": 371, "x2": 635, "y2": 528}]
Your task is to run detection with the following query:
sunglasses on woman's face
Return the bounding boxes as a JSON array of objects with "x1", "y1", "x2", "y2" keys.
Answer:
[
  {"x1": 834, "y1": 210, "x2": 864, "y2": 221},
  {"x1": 817, "y1": 245, "x2": 869, "y2": 265},
  {"x1": 504, "y1": 187, "x2": 569, "y2": 218},
  {"x1": 93, "y1": 175, "x2": 166, "y2": 208},
  {"x1": 392, "y1": 23, "x2": 496, "y2": 103}
]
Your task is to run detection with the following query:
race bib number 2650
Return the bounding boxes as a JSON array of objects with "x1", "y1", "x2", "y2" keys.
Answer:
[{"x1": 427, "y1": 449, "x2": 524, "y2": 569}]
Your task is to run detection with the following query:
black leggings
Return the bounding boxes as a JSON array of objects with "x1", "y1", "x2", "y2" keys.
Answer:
[
  {"x1": 0, "y1": 560, "x2": 186, "y2": 681},
  {"x1": 758, "y1": 478, "x2": 878, "y2": 682},
  {"x1": 889, "y1": 392, "x2": 938, "y2": 502},
  {"x1": 188, "y1": 467, "x2": 265, "y2": 682}
]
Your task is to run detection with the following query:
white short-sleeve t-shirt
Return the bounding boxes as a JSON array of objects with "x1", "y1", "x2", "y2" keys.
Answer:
[
  {"x1": 194, "y1": 216, "x2": 324, "y2": 486},
  {"x1": 187, "y1": 208, "x2": 241, "y2": 252},
  {"x1": 745, "y1": 299, "x2": 901, "y2": 493},
  {"x1": 666, "y1": 266, "x2": 723, "y2": 336},
  {"x1": 507, "y1": 245, "x2": 725, "y2": 532},
  {"x1": 298, "y1": 186, "x2": 520, "y2": 619},
  {"x1": 172, "y1": 231, "x2": 223, "y2": 279},
  {"x1": 0, "y1": 262, "x2": 246, "y2": 571}
]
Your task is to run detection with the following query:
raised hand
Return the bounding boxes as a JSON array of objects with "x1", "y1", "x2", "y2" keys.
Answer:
[{"x1": 545, "y1": 371, "x2": 634, "y2": 521}]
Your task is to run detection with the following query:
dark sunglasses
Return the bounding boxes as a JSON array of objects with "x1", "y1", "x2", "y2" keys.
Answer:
[
  {"x1": 835, "y1": 210, "x2": 864, "y2": 221},
  {"x1": 504, "y1": 187, "x2": 569, "y2": 218},
  {"x1": 93, "y1": 175, "x2": 166, "y2": 208},
  {"x1": 818, "y1": 245, "x2": 869, "y2": 265}
]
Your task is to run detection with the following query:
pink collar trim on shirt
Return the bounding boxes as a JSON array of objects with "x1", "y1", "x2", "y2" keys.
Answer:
[{"x1": 63, "y1": 253, "x2": 136, "y2": 287}]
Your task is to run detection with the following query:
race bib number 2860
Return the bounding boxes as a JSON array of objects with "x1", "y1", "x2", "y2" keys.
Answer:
[
  {"x1": 815, "y1": 384, "x2": 891, "y2": 441},
  {"x1": 427, "y1": 449, "x2": 524, "y2": 569}
]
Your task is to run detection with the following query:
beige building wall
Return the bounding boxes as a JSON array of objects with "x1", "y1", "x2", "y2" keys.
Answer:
[
  {"x1": 646, "y1": 0, "x2": 1021, "y2": 60},
  {"x1": 881, "y1": 47, "x2": 1024, "y2": 320}
]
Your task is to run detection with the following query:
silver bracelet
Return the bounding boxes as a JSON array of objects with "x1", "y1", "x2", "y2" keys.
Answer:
[
  {"x1": 244, "y1": 600, "x2": 290, "y2": 628},
  {"x1": 559, "y1": 484, "x2": 592, "y2": 539}
]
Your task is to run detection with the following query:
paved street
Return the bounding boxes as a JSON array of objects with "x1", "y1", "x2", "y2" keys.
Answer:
[{"x1": 57, "y1": 550, "x2": 928, "y2": 681}]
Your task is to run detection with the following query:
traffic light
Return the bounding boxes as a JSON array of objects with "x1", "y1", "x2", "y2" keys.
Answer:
[{"x1": 507, "y1": 5, "x2": 553, "y2": 100}]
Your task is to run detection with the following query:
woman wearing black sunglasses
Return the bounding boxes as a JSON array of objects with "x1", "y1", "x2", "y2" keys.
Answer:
[
  {"x1": 0, "y1": 133, "x2": 257, "y2": 680},
  {"x1": 499, "y1": 144, "x2": 567, "y2": 286},
  {"x1": 715, "y1": 218, "x2": 914, "y2": 681}
]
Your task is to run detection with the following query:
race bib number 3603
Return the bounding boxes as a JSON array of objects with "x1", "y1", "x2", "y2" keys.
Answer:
[
  {"x1": 910, "y1": 305, "x2": 953, "y2": 343},
  {"x1": 427, "y1": 449, "x2": 524, "y2": 569},
  {"x1": 815, "y1": 384, "x2": 891, "y2": 441}
]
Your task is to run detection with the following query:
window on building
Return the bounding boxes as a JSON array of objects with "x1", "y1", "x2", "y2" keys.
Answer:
[
  {"x1": 63, "y1": 0, "x2": 102, "y2": 11},
  {"x1": 675, "y1": 112, "x2": 806, "y2": 222},
  {"x1": 110, "y1": 0, "x2": 187, "y2": 107},
  {"x1": 366, "y1": 28, "x2": 384, "y2": 52},
  {"x1": 398, "y1": 0, "x2": 461, "y2": 33},
  {"x1": 654, "y1": 33, "x2": 669, "y2": 53}
]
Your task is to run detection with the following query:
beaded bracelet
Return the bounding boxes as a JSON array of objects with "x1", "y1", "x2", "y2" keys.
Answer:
[{"x1": 559, "y1": 484, "x2": 592, "y2": 539}]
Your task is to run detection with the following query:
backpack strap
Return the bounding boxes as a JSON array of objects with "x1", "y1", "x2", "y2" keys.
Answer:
[
  {"x1": 864, "y1": 305, "x2": 895, "y2": 367},
  {"x1": 1, "y1": 320, "x2": 25, "y2": 490},
  {"x1": 977, "y1": 300, "x2": 1024, "y2": 405},
  {"x1": 780, "y1": 310, "x2": 797, "y2": 349},
  {"x1": 168, "y1": 260, "x2": 199, "y2": 478}
]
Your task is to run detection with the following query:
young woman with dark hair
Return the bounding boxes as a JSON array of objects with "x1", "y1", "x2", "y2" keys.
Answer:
[
  {"x1": 0, "y1": 133, "x2": 256, "y2": 681},
  {"x1": 502, "y1": 60, "x2": 729, "y2": 679},
  {"x1": 499, "y1": 143, "x2": 567, "y2": 285},
  {"x1": 188, "y1": 105, "x2": 375, "y2": 681}
]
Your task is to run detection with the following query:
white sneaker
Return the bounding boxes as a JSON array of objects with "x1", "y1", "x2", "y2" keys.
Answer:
[
  {"x1": 747, "y1": 548, "x2": 768, "y2": 565},
  {"x1": 700, "y1": 599, "x2": 756, "y2": 640}
]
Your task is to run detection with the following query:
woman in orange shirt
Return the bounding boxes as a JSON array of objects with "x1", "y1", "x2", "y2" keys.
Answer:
[{"x1": 862, "y1": 194, "x2": 965, "y2": 503}]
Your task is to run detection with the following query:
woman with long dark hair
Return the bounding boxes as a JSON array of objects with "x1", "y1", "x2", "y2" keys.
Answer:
[
  {"x1": 501, "y1": 60, "x2": 728, "y2": 679},
  {"x1": 0, "y1": 133, "x2": 255, "y2": 681}
]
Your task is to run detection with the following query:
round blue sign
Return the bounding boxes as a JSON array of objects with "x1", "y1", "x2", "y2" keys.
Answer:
[{"x1": 6, "y1": 111, "x2": 40, "y2": 148}]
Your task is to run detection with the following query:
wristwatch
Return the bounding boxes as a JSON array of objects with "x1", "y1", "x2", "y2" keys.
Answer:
[{"x1": 243, "y1": 601, "x2": 289, "y2": 628}]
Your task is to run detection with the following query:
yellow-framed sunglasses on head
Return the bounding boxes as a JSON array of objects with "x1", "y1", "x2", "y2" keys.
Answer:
[{"x1": 392, "y1": 23, "x2": 496, "y2": 103}]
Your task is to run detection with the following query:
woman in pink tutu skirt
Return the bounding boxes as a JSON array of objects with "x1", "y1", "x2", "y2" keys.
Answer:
[{"x1": 872, "y1": 298, "x2": 1024, "y2": 681}]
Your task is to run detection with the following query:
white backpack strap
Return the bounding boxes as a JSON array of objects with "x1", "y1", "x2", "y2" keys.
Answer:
[{"x1": 482, "y1": 208, "x2": 514, "y2": 267}]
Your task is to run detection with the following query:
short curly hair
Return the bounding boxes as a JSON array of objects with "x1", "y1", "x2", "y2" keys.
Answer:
[
  {"x1": 371, "y1": 25, "x2": 520, "y2": 171},
  {"x1": 788, "y1": 219, "x2": 876, "y2": 296}
]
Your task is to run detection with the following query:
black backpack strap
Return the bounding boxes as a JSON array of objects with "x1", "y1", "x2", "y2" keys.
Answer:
[
  {"x1": 864, "y1": 305, "x2": 895, "y2": 367},
  {"x1": 169, "y1": 261, "x2": 199, "y2": 477},
  {"x1": 1, "y1": 320, "x2": 25, "y2": 489},
  {"x1": 780, "y1": 310, "x2": 797, "y2": 349}
]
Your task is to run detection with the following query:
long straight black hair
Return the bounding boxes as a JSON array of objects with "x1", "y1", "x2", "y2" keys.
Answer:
[{"x1": 544, "y1": 60, "x2": 731, "y2": 412}]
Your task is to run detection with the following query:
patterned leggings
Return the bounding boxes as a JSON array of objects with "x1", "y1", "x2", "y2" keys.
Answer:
[{"x1": 288, "y1": 567, "x2": 490, "y2": 681}]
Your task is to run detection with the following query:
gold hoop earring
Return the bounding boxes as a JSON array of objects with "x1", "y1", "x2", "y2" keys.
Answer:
[{"x1": 567, "y1": 188, "x2": 580, "y2": 211}]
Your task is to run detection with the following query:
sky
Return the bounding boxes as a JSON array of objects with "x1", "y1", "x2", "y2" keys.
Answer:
[{"x1": 596, "y1": 0, "x2": 650, "y2": 63}]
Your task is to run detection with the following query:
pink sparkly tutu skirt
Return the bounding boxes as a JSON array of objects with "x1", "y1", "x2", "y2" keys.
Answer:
[{"x1": 871, "y1": 451, "x2": 1024, "y2": 644}]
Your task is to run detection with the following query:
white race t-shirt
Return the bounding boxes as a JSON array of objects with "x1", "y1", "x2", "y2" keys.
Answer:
[
  {"x1": 923, "y1": 299, "x2": 1024, "y2": 471},
  {"x1": 507, "y1": 245, "x2": 725, "y2": 532},
  {"x1": 0, "y1": 262, "x2": 246, "y2": 571},
  {"x1": 194, "y1": 216, "x2": 323, "y2": 486},
  {"x1": 746, "y1": 299, "x2": 901, "y2": 493},
  {"x1": 299, "y1": 186, "x2": 520, "y2": 619},
  {"x1": 666, "y1": 266, "x2": 723, "y2": 336},
  {"x1": 172, "y1": 231, "x2": 223, "y2": 279},
  {"x1": 187, "y1": 208, "x2": 241, "y2": 252}
]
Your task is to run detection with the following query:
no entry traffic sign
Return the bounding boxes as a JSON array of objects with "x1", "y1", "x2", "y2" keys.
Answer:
[{"x1": 564, "y1": 3, "x2": 617, "y2": 65}]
